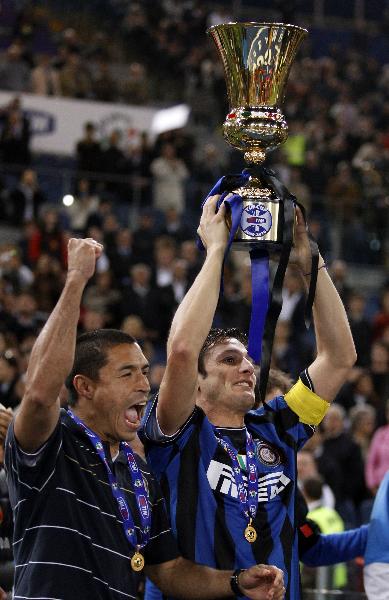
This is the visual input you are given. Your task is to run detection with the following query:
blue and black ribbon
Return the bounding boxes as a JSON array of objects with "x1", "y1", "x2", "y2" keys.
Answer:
[{"x1": 198, "y1": 167, "x2": 319, "y2": 402}]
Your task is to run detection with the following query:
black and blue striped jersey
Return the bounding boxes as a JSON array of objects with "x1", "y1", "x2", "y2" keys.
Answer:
[{"x1": 141, "y1": 375, "x2": 329, "y2": 600}]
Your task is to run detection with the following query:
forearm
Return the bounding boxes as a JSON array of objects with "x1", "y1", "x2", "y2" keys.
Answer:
[
  {"x1": 25, "y1": 271, "x2": 87, "y2": 404},
  {"x1": 167, "y1": 246, "x2": 224, "y2": 356},
  {"x1": 302, "y1": 525, "x2": 368, "y2": 567},
  {"x1": 147, "y1": 558, "x2": 231, "y2": 599},
  {"x1": 310, "y1": 266, "x2": 356, "y2": 367},
  {"x1": 302, "y1": 257, "x2": 356, "y2": 400}
]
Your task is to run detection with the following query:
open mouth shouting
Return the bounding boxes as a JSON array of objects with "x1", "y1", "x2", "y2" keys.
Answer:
[{"x1": 124, "y1": 402, "x2": 147, "y2": 430}]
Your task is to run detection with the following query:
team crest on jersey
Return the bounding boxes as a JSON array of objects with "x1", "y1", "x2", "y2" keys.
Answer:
[{"x1": 255, "y1": 442, "x2": 281, "y2": 467}]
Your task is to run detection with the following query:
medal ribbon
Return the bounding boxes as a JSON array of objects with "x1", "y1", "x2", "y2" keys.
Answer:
[
  {"x1": 215, "y1": 430, "x2": 258, "y2": 521},
  {"x1": 67, "y1": 410, "x2": 151, "y2": 553}
]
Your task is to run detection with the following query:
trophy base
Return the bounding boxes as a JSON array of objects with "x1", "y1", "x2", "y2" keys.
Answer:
[{"x1": 226, "y1": 176, "x2": 294, "y2": 251}]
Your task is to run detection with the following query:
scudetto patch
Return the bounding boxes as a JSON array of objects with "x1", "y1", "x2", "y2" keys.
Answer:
[{"x1": 256, "y1": 442, "x2": 282, "y2": 467}]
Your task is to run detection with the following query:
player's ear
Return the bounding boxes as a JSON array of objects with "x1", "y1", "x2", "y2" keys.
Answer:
[{"x1": 73, "y1": 374, "x2": 95, "y2": 399}]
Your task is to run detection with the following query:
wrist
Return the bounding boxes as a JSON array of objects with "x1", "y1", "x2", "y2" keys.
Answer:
[
  {"x1": 66, "y1": 268, "x2": 89, "y2": 285},
  {"x1": 206, "y1": 244, "x2": 225, "y2": 258},
  {"x1": 230, "y1": 568, "x2": 246, "y2": 597}
]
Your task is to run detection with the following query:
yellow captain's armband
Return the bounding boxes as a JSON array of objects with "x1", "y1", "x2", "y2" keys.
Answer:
[{"x1": 284, "y1": 378, "x2": 330, "y2": 425}]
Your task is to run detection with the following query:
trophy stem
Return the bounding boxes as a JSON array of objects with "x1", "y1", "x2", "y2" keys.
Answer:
[{"x1": 244, "y1": 150, "x2": 266, "y2": 164}]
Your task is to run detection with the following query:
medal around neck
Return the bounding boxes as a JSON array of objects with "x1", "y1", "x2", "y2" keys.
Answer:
[
  {"x1": 244, "y1": 519, "x2": 257, "y2": 543},
  {"x1": 131, "y1": 550, "x2": 145, "y2": 572},
  {"x1": 215, "y1": 432, "x2": 259, "y2": 544}
]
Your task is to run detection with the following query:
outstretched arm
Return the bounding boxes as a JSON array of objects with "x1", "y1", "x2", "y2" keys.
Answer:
[
  {"x1": 292, "y1": 207, "x2": 357, "y2": 401},
  {"x1": 301, "y1": 525, "x2": 369, "y2": 567},
  {"x1": 14, "y1": 238, "x2": 102, "y2": 451},
  {"x1": 147, "y1": 558, "x2": 285, "y2": 600},
  {"x1": 157, "y1": 195, "x2": 229, "y2": 435}
]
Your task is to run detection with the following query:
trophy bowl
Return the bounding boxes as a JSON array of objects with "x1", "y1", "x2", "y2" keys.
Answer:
[{"x1": 207, "y1": 22, "x2": 308, "y2": 250}]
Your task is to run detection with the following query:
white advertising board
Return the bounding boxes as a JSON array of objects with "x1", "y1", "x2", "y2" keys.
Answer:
[{"x1": 0, "y1": 91, "x2": 190, "y2": 155}]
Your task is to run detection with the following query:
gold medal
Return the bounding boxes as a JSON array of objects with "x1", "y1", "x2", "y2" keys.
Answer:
[
  {"x1": 131, "y1": 551, "x2": 145, "y2": 571},
  {"x1": 244, "y1": 520, "x2": 257, "y2": 543}
]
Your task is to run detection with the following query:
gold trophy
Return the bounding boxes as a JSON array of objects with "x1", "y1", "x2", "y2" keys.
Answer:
[{"x1": 207, "y1": 22, "x2": 308, "y2": 249}]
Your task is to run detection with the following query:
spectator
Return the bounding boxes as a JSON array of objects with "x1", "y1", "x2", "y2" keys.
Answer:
[
  {"x1": 29, "y1": 53, "x2": 61, "y2": 96},
  {"x1": 107, "y1": 228, "x2": 137, "y2": 286},
  {"x1": 365, "y1": 398, "x2": 389, "y2": 493},
  {"x1": 372, "y1": 287, "x2": 389, "y2": 341},
  {"x1": 298, "y1": 448, "x2": 336, "y2": 508},
  {"x1": 120, "y1": 262, "x2": 174, "y2": 343},
  {"x1": 12, "y1": 291, "x2": 46, "y2": 340},
  {"x1": 75, "y1": 122, "x2": 102, "y2": 177},
  {"x1": 82, "y1": 270, "x2": 122, "y2": 327},
  {"x1": 92, "y1": 58, "x2": 117, "y2": 102},
  {"x1": 7, "y1": 168, "x2": 45, "y2": 226},
  {"x1": 0, "y1": 247, "x2": 33, "y2": 293},
  {"x1": 119, "y1": 62, "x2": 150, "y2": 105},
  {"x1": 132, "y1": 210, "x2": 158, "y2": 266},
  {"x1": 31, "y1": 254, "x2": 63, "y2": 313},
  {"x1": 160, "y1": 206, "x2": 193, "y2": 243},
  {"x1": 168, "y1": 258, "x2": 189, "y2": 304},
  {"x1": 128, "y1": 132, "x2": 153, "y2": 206},
  {"x1": 179, "y1": 239, "x2": 202, "y2": 284},
  {"x1": 318, "y1": 404, "x2": 369, "y2": 527},
  {"x1": 0, "y1": 97, "x2": 31, "y2": 168},
  {"x1": 153, "y1": 236, "x2": 177, "y2": 287},
  {"x1": 150, "y1": 143, "x2": 188, "y2": 215},
  {"x1": 0, "y1": 351, "x2": 20, "y2": 410},
  {"x1": 0, "y1": 43, "x2": 30, "y2": 92},
  {"x1": 328, "y1": 260, "x2": 352, "y2": 305},
  {"x1": 100, "y1": 129, "x2": 126, "y2": 200},
  {"x1": 63, "y1": 179, "x2": 100, "y2": 235},
  {"x1": 349, "y1": 404, "x2": 376, "y2": 462},
  {"x1": 347, "y1": 292, "x2": 372, "y2": 367},
  {"x1": 29, "y1": 208, "x2": 67, "y2": 266},
  {"x1": 370, "y1": 340, "x2": 389, "y2": 409},
  {"x1": 58, "y1": 50, "x2": 92, "y2": 99},
  {"x1": 120, "y1": 315, "x2": 155, "y2": 364}
]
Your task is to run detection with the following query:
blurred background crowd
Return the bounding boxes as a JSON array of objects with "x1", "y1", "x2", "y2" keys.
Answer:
[{"x1": 0, "y1": 0, "x2": 388, "y2": 596}]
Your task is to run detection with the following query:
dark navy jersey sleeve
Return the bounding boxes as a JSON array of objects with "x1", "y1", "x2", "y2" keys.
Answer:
[{"x1": 5, "y1": 417, "x2": 62, "y2": 503}]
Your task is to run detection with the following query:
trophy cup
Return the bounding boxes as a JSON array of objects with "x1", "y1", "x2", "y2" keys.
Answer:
[{"x1": 207, "y1": 22, "x2": 308, "y2": 249}]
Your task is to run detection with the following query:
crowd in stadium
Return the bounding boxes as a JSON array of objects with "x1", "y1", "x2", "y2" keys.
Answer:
[{"x1": 0, "y1": 0, "x2": 388, "y2": 597}]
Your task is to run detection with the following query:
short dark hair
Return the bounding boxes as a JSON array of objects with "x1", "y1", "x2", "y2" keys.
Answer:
[
  {"x1": 65, "y1": 329, "x2": 136, "y2": 406},
  {"x1": 198, "y1": 328, "x2": 248, "y2": 377}
]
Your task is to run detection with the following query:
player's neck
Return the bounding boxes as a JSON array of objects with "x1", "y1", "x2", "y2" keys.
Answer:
[
  {"x1": 204, "y1": 405, "x2": 246, "y2": 428},
  {"x1": 72, "y1": 406, "x2": 120, "y2": 457}
]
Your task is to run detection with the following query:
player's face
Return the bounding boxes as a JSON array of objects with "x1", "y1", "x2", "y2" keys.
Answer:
[
  {"x1": 200, "y1": 339, "x2": 256, "y2": 411},
  {"x1": 88, "y1": 343, "x2": 150, "y2": 444}
]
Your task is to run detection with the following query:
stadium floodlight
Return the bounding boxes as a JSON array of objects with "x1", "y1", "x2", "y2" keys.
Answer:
[{"x1": 63, "y1": 194, "x2": 74, "y2": 206}]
